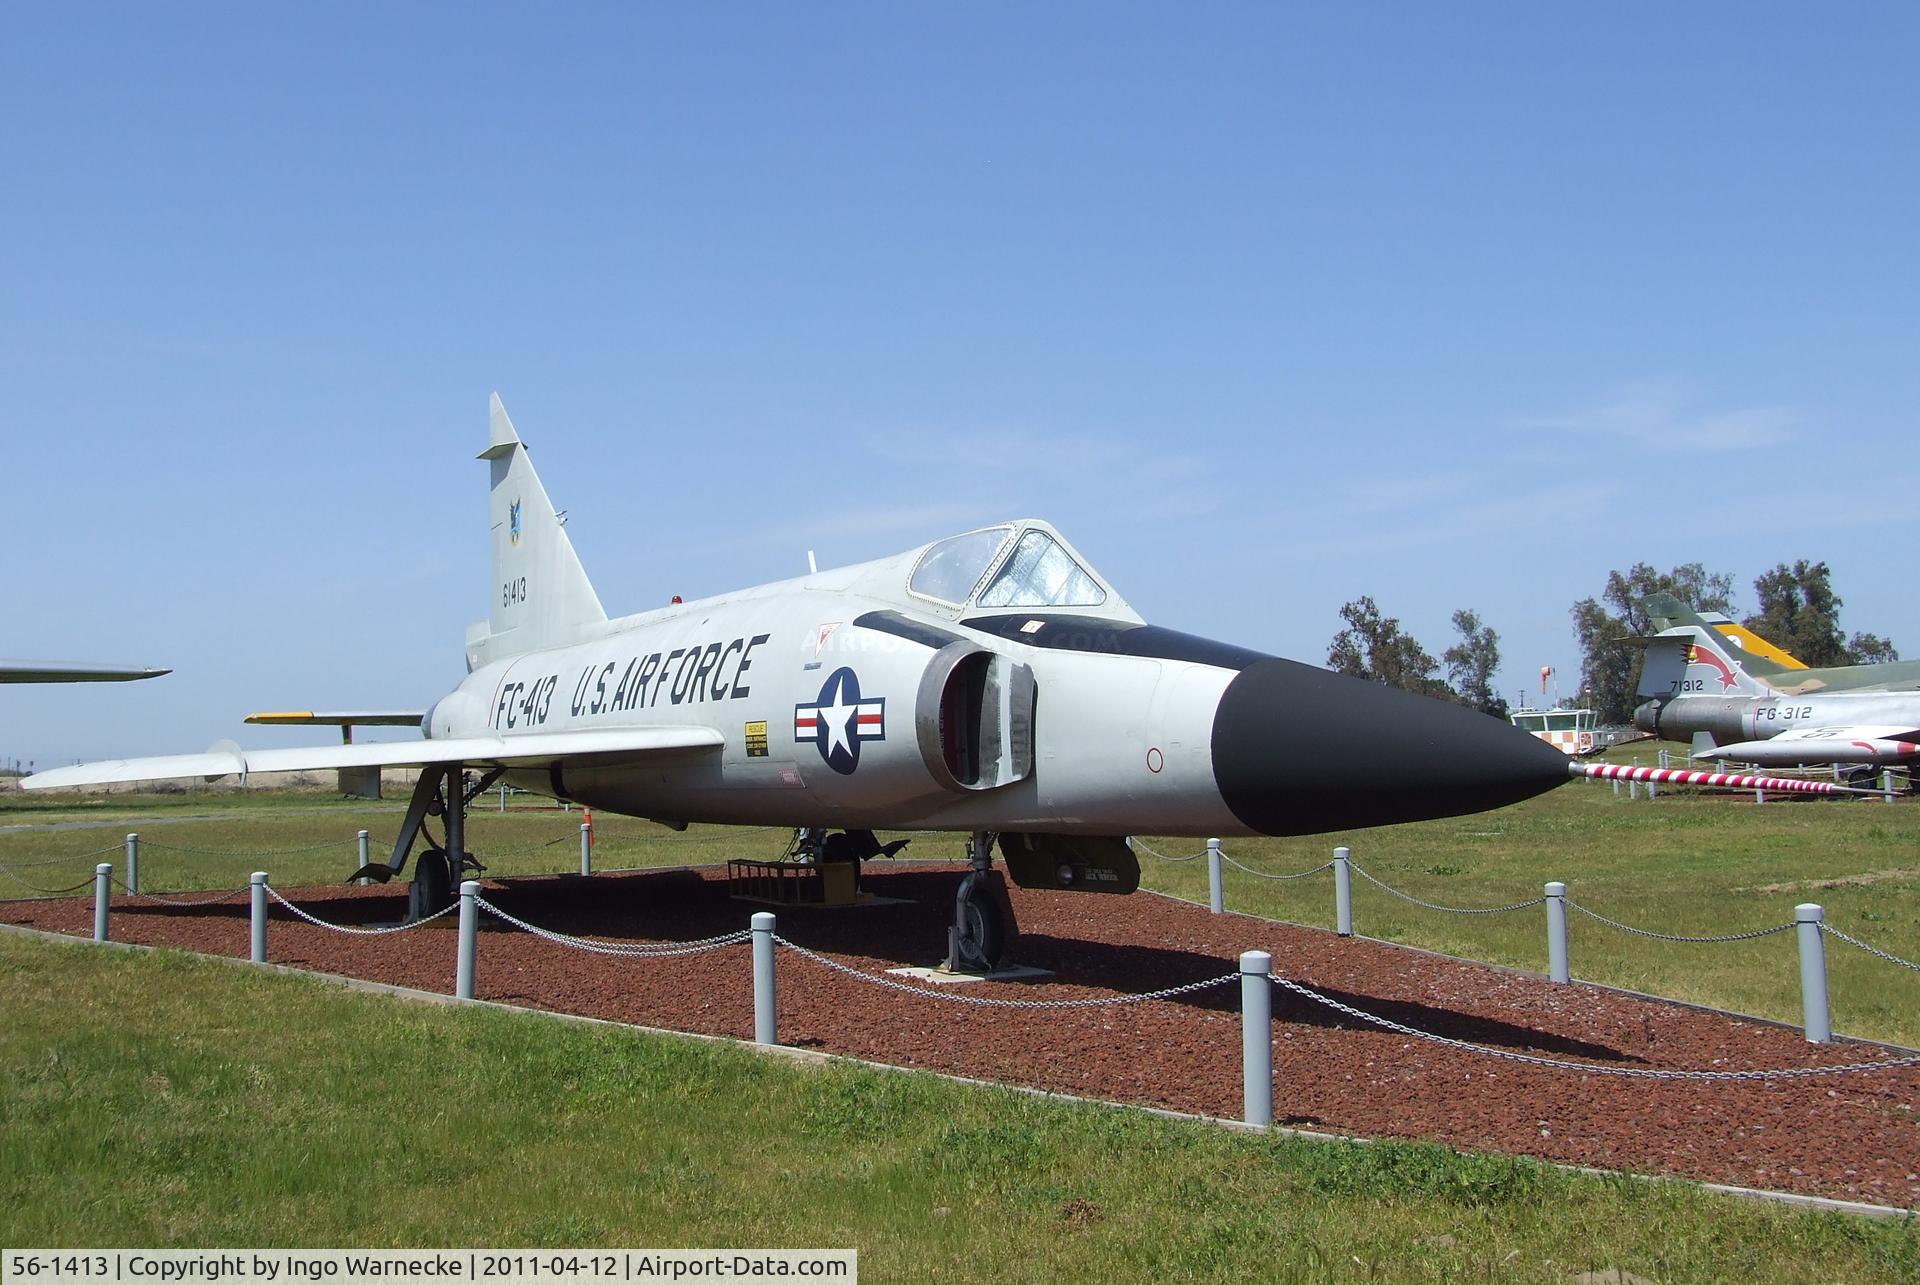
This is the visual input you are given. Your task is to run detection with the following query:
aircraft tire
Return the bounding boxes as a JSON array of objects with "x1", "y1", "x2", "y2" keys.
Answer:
[
  {"x1": 412, "y1": 848, "x2": 454, "y2": 920},
  {"x1": 955, "y1": 873, "x2": 1007, "y2": 972}
]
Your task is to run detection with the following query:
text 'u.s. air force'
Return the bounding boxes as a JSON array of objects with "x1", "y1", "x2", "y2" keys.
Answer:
[{"x1": 492, "y1": 635, "x2": 772, "y2": 730}]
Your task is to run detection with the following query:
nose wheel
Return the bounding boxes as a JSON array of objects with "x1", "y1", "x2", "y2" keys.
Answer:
[
  {"x1": 395, "y1": 765, "x2": 495, "y2": 922},
  {"x1": 947, "y1": 831, "x2": 1016, "y2": 973},
  {"x1": 410, "y1": 848, "x2": 454, "y2": 921},
  {"x1": 952, "y1": 872, "x2": 1008, "y2": 970}
]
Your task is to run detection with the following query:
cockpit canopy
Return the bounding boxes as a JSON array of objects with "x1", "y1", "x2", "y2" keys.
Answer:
[{"x1": 907, "y1": 522, "x2": 1119, "y2": 613}]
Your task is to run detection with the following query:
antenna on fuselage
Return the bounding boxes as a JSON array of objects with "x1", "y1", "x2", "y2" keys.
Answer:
[{"x1": 807, "y1": 549, "x2": 818, "y2": 574}]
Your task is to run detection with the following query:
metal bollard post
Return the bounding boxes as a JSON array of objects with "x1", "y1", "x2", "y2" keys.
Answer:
[
  {"x1": 356, "y1": 830, "x2": 370, "y2": 887},
  {"x1": 752, "y1": 911, "x2": 777, "y2": 1045},
  {"x1": 456, "y1": 880, "x2": 480, "y2": 1000},
  {"x1": 1612, "y1": 777, "x2": 1621, "y2": 797},
  {"x1": 125, "y1": 833, "x2": 139, "y2": 895},
  {"x1": 1796, "y1": 903, "x2": 1831, "y2": 1043},
  {"x1": 1333, "y1": 846, "x2": 1353, "y2": 936},
  {"x1": 250, "y1": 873, "x2": 268, "y2": 964},
  {"x1": 1240, "y1": 950, "x2": 1273, "y2": 1127},
  {"x1": 1206, "y1": 839, "x2": 1224, "y2": 915},
  {"x1": 1545, "y1": 882, "x2": 1569, "y2": 983},
  {"x1": 580, "y1": 823, "x2": 592, "y2": 877},
  {"x1": 94, "y1": 864, "x2": 111, "y2": 942},
  {"x1": 1885, "y1": 770, "x2": 1896, "y2": 804}
]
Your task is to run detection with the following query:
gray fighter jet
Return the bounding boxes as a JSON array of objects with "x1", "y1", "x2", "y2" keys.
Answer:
[
  {"x1": 1634, "y1": 625, "x2": 1919, "y2": 772},
  {"x1": 27, "y1": 396, "x2": 1588, "y2": 967}
]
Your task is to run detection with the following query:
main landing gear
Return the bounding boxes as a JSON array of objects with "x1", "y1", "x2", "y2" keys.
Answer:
[
  {"x1": 348, "y1": 763, "x2": 499, "y2": 920},
  {"x1": 948, "y1": 830, "x2": 1017, "y2": 973},
  {"x1": 793, "y1": 827, "x2": 913, "y2": 895}
]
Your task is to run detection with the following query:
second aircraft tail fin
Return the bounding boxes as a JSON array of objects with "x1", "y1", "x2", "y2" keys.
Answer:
[
  {"x1": 1642, "y1": 592, "x2": 1806, "y2": 674},
  {"x1": 1638, "y1": 626, "x2": 1769, "y2": 701}
]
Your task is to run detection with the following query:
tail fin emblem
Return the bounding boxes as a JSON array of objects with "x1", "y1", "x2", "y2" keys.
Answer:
[
  {"x1": 509, "y1": 499, "x2": 522, "y2": 547},
  {"x1": 1685, "y1": 641, "x2": 1741, "y2": 691}
]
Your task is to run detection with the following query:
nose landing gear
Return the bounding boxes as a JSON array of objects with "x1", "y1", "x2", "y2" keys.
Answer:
[{"x1": 947, "y1": 830, "x2": 1017, "y2": 973}]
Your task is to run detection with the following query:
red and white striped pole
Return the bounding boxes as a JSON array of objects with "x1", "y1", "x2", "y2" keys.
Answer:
[{"x1": 1572, "y1": 762, "x2": 1856, "y2": 796}]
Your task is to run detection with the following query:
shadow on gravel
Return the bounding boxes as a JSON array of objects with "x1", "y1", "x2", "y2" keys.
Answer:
[
  {"x1": 106, "y1": 867, "x2": 1641, "y2": 1065},
  {"x1": 1271, "y1": 982, "x2": 1642, "y2": 1063},
  {"x1": 118, "y1": 892, "x2": 411, "y2": 928},
  {"x1": 1005, "y1": 932, "x2": 1243, "y2": 1009}
]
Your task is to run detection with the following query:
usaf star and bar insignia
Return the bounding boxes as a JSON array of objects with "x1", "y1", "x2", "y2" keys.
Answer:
[{"x1": 794, "y1": 667, "x2": 885, "y2": 774}]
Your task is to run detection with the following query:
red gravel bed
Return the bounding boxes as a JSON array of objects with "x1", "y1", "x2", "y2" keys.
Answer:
[{"x1": 5, "y1": 865, "x2": 1917, "y2": 1208}]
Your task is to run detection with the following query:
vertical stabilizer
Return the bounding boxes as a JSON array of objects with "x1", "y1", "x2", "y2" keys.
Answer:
[
  {"x1": 472, "y1": 394, "x2": 607, "y2": 667},
  {"x1": 1638, "y1": 627, "x2": 1769, "y2": 701},
  {"x1": 1642, "y1": 592, "x2": 1806, "y2": 673}
]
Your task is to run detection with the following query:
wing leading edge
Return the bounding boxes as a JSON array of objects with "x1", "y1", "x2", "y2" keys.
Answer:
[
  {"x1": 21, "y1": 726, "x2": 724, "y2": 790},
  {"x1": 0, "y1": 661, "x2": 171, "y2": 684}
]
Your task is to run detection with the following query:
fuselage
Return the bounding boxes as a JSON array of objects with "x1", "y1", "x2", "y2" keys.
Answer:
[
  {"x1": 425, "y1": 531, "x2": 1571, "y2": 839},
  {"x1": 436, "y1": 589, "x2": 1234, "y2": 833},
  {"x1": 1637, "y1": 689, "x2": 1920, "y2": 746}
]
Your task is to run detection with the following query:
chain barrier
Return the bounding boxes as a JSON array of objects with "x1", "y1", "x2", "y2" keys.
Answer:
[
  {"x1": 1126, "y1": 837, "x2": 1207, "y2": 862},
  {"x1": 1821, "y1": 924, "x2": 1920, "y2": 974},
  {"x1": 774, "y1": 934, "x2": 1236, "y2": 1009},
  {"x1": 112, "y1": 876, "x2": 249, "y2": 907},
  {"x1": 1350, "y1": 864, "x2": 1545, "y2": 916},
  {"x1": 266, "y1": 886, "x2": 457, "y2": 934},
  {"x1": 141, "y1": 837, "x2": 367, "y2": 858},
  {"x1": 462, "y1": 833, "x2": 578, "y2": 858},
  {"x1": 1220, "y1": 854, "x2": 1336, "y2": 882},
  {"x1": 1567, "y1": 902, "x2": 1794, "y2": 944},
  {"x1": 1268, "y1": 972, "x2": 1920, "y2": 1080},
  {"x1": 475, "y1": 896, "x2": 751, "y2": 957},
  {"x1": 0, "y1": 844, "x2": 126, "y2": 871},
  {"x1": 0, "y1": 869, "x2": 97, "y2": 896}
]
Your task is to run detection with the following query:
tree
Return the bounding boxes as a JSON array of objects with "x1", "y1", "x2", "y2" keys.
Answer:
[
  {"x1": 1328, "y1": 596, "x2": 1458, "y2": 701},
  {"x1": 1443, "y1": 609, "x2": 1507, "y2": 718},
  {"x1": 1850, "y1": 632, "x2": 1901, "y2": 664},
  {"x1": 1569, "y1": 562, "x2": 1735, "y2": 724},
  {"x1": 1744, "y1": 560, "x2": 1900, "y2": 666}
]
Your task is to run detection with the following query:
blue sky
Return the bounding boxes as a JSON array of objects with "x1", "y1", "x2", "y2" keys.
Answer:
[{"x1": 4, "y1": 4, "x2": 1916, "y2": 765}]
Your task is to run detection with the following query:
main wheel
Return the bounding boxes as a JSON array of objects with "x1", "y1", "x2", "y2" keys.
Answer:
[
  {"x1": 411, "y1": 847, "x2": 454, "y2": 921},
  {"x1": 954, "y1": 872, "x2": 1007, "y2": 971}
]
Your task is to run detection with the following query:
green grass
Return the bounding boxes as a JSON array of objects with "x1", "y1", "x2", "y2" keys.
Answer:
[
  {"x1": 1135, "y1": 744, "x2": 1920, "y2": 1048},
  {"x1": 2, "y1": 932, "x2": 1915, "y2": 1279},
  {"x1": 0, "y1": 787, "x2": 808, "y2": 893}
]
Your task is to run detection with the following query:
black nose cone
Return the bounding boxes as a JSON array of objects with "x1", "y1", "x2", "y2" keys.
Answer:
[{"x1": 1211, "y1": 659, "x2": 1571, "y2": 836}]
